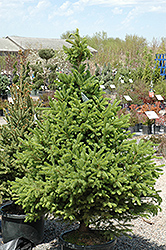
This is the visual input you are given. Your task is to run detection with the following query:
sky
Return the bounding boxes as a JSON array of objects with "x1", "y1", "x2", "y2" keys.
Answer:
[{"x1": 0, "y1": 0, "x2": 166, "y2": 43}]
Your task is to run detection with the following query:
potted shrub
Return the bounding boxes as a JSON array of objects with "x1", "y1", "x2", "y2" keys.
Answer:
[
  {"x1": 155, "y1": 114, "x2": 165, "y2": 132},
  {"x1": 11, "y1": 30, "x2": 163, "y2": 249},
  {"x1": 0, "y1": 54, "x2": 44, "y2": 245},
  {"x1": 138, "y1": 112, "x2": 151, "y2": 134},
  {"x1": 0, "y1": 74, "x2": 10, "y2": 100},
  {"x1": 138, "y1": 102, "x2": 161, "y2": 134},
  {"x1": 129, "y1": 104, "x2": 140, "y2": 132}
]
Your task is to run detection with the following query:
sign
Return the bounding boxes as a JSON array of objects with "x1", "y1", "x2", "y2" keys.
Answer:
[
  {"x1": 110, "y1": 84, "x2": 116, "y2": 89},
  {"x1": 100, "y1": 85, "x2": 105, "y2": 89},
  {"x1": 124, "y1": 95, "x2": 132, "y2": 101},
  {"x1": 81, "y1": 92, "x2": 89, "y2": 102},
  {"x1": 155, "y1": 94, "x2": 164, "y2": 101},
  {"x1": 145, "y1": 111, "x2": 159, "y2": 120}
]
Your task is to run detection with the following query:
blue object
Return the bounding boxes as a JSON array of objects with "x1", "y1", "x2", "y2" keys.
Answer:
[{"x1": 155, "y1": 54, "x2": 166, "y2": 78}]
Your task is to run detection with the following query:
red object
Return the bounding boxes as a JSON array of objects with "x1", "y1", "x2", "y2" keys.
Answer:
[{"x1": 149, "y1": 91, "x2": 154, "y2": 98}]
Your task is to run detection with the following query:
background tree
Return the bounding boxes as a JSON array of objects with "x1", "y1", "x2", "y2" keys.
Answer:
[
  {"x1": 29, "y1": 48, "x2": 70, "y2": 91},
  {"x1": 38, "y1": 49, "x2": 55, "y2": 64},
  {"x1": 0, "y1": 52, "x2": 41, "y2": 203},
  {"x1": 0, "y1": 74, "x2": 10, "y2": 98},
  {"x1": 31, "y1": 48, "x2": 55, "y2": 91}
]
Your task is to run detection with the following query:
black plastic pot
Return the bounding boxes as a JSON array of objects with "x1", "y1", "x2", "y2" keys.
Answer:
[
  {"x1": 0, "y1": 202, "x2": 44, "y2": 245},
  {"x1": 59, "y1": 230, "x2": 117, "y2": 250},
  {"x1": 134, "y1": 124, "x2": 140, "y2": 132},
  {"x1": 142, "y1": 125, "x2": 152, "y2": 134},
  {"x1": 155, "y1": 125, "x2": 161, "y2": 132},
  {"x1": 127, "y1": 126, "x2": 135, "y2": 134},
  {"x1": 164, "y1": 126, "x2": 166, "y2": 133}
]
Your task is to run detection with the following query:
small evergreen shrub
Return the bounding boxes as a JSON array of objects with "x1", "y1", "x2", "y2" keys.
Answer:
[{"x1": 11, "y1": 30, "x2": 163, "y2": 239}]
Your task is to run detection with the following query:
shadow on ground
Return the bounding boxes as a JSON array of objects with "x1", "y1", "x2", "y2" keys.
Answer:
[
  {"x1": 113, "y1": 234, "x2": 166, "y2": 250},
  {"x1": 41, "y1": 218, "x2": 166, "y2": 250}
]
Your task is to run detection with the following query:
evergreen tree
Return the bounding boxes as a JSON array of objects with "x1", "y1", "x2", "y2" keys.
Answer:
[
  {"x1": 11, "y1": 30, "x2": 162, "y2": 240},
  {"x1": 0, "y1": 74, "x2": 10, "y2": 97},
  {"x1": 63, "y1": 28, "x2": 92, "y2": 74},
  {"x1": 30, "y1": 49, "x2": 60, "y2": 91},
  {"x1": 0, "y1": 52, "x2": 41, "y2": 202}
]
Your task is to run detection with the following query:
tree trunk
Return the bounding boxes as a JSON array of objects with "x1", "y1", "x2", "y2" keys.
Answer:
[{"x1": 79, "y1": 221, "x2": 89, "y2": 232}]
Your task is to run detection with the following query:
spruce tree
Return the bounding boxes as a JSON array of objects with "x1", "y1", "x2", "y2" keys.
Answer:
[
  {"x1": 0, "y1": 52, "x2": 41, "y2": 202},
  {"x1": 11, "y1": 30, "x2": 162, "y2": 240}
]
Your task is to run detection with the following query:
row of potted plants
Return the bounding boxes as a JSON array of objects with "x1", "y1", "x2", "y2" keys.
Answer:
[
  {"x1": 0, "y1": 30, "x2": 163, "y2": 249},
  {"x1": 117, "y1": 101, "x2": 166, "y2": 135}
]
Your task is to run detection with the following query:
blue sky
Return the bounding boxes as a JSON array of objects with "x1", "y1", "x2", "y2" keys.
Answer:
[{"x1": 0, "y1": 0, "x2": 166, "y2": 43}]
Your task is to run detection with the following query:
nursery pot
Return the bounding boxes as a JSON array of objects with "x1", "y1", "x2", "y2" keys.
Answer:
[
  {"x1": 134, "y1": 124, "x2": 140, "y2": 132},
  {"x1": 164, "y1": 126, "x2": 166, "y2": 133},
  {"x1": 0, "y1": 109, "x2": 3, "y2": 116},
  {"x1": 59, "y1": 229, "x2": 117, "y2": 250},
  {"x1": 155, "y1": 125, "x2": 161, "y2": 132},
  {"x1": 0, "y1": 202, "x2": 44, "y2": 245},
  {"x1": 142, "y1": 125, "x2": 152, "y2": 134},
  {"x1": 127, "y1": 126, "x2": 135, "y2": 134}
]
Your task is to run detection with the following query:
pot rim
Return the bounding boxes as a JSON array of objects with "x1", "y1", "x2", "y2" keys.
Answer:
[
  {"x1": 59, "y1": 229, "x2": 117, "y2": 249},
  {"x1": 0, "y1": 200, "x2": 26, "y2": 219}
]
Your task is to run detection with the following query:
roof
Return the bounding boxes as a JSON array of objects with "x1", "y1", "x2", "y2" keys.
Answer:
[
  {"x1": 0, "y1": 38, "x2": 19, "y2": 52},
  {"x1": 5, "y1": 36, "x2": 98, "y2": 54}
]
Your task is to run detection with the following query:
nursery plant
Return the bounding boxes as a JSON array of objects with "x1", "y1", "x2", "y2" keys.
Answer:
[
  {"x1": 11, "y1": 29, "x2": 163, "y2": 245},
  {"x1": 94, "y1": 62, "x2": 114, "y2": 90},
  {"x1": 0, "y1": 53, "x2": 41, "y2": 204},
  {"x1": 0, "y1": 74, "x2": 10, "y2": 98}
]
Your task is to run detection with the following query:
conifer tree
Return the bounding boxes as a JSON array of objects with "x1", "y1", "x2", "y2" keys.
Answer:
[
  {"x1": 30, "y1": 49, "x2": 58, "y2": 91},
  {"x1": 0, "y1": 74, "x2": 10, "y2": 97},
  {"x1": 11, "y1": 30, "x2": 162, "y2": 239},
  {"x1": 0, "y1": 52, "x2": 41, "y2": 202}
]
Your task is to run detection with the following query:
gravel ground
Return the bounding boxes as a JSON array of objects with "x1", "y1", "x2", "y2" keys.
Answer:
[
  {"x1": 0, "y1": 153, "x2": 165, "y2": 250},
  {"x1": 31, "y1": 156, "x2": 166, "y2": 250}
]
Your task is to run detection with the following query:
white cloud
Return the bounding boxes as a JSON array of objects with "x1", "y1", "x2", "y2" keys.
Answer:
[
  {"x1": 48, "y1": 1, "x2": 74, "y2": 18},
  {"x1": 112, "y1": 7, "x2": 123, "y2": 14},
  {"x1": 48, "y1": 0, "x2": 166, "y2": 20},
  {"x1": 0, "y1": 0, "x2": 50, "y2": 21},
  {"x1": 149, "y1": 5, "x2": 164, "y2": 12},
  {"x1": 28, "y1": 0, "x2": 51, "y2": 16},
  {"x1": 1, "y1": 0, "x2": 166, "y2": 35},
  {"x1": 60, "y1": 1, "x2": 71, "y2": 10},
  {"x1": 1, "y1": 0, "x2": 165, "y2": 22},
  {"x1": 121, "y1": 7, "x2": 140, "y2": 27}
]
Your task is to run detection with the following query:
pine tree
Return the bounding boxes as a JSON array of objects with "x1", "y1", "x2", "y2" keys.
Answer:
[
  {"x1": 11, "y1": 30, "x2": 162, "y2": 240},
  {"x1": 0, "y1": 52, "x2": 41, "y2": 202}
]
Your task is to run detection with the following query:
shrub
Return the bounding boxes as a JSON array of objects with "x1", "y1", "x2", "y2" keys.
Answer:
[{"x1": 11, "y1": 30, "x2": 163, "y2": 240}]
